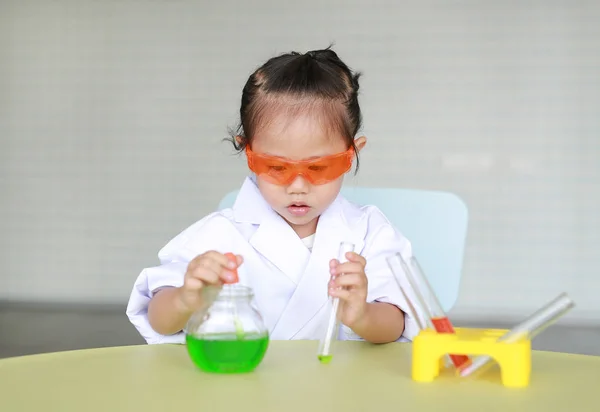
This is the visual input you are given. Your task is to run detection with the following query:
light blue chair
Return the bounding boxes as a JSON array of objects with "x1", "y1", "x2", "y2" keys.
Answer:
[{"x1": 217, "y1": 186, "x2": 468, "y2": 312}]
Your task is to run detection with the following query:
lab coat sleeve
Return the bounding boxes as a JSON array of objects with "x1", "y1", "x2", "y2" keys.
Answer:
[
  {"x1": 341, "y1": 216, "x2": 420, "y2": 342},
  {"x1": 125, "y1": 212, "x2": 236, "y2": 344},
  {"x1": 126, "y1": 262, "x2": 188, "y2": 344}
]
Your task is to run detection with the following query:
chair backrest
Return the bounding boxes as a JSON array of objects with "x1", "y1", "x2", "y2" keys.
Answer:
[{"x1": 217, "y1": 186, "x2": 468, "y2": 312}]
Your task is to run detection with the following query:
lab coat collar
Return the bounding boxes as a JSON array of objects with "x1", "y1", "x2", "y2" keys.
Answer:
[
  {"x1": 232, "y1": 176, "x2": 275, "y2": 225},
  {"x1": 232, "y1": 177, "x2": 364, "y2": 339}
]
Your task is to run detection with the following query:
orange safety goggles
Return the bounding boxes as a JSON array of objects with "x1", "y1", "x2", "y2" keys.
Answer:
[{"x1": 245, "y1": 146, "x2": 354, "y2": 186}]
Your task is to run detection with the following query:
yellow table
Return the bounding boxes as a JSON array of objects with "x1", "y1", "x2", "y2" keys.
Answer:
[{"x1": 1, "y1": 341, "x2": 599, "y2": 411}]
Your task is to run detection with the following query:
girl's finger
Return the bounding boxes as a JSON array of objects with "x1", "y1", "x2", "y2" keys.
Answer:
[
  {"x1": 184, "y1": 276, "x2": 205, "y2": 290},
  {"x1": 188, "y1": 266, "x2": 220, "y2": 285},
  {"x1": 328, "y1": 287, "x2": 351, "y2": 301},
  {"x1": 223, "y1": 253, "x2": 240, "y2": 283},
  {"x1": 331, "y1": 273, "x2": 367, "y2": 289},
  {"x1": 220, "y1": 270, "x2": 238, "y2": 284},
  {"x1": 198, "y1": 257, "x2": 228, "y2": 276},
  {"x1": 235, "y1": 254, "x2": 244, "y2": 267},
  {"x1": 346, "y1": 252, "x2": 367, "y2": 266},
  {"x1": 331, "y1": 262, "x2": 364, "y2": 276},
  {"x1": 204, "y1": 251, "x2": 238, "y2": 270}
]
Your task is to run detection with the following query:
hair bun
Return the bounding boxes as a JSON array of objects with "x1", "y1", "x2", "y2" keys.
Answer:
[{"x1": 306, "y1": 47, "x2": 338, "y2": 62}]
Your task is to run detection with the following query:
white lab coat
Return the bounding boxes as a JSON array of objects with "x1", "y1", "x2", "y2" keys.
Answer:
[{"x1": 126, "y1": 176, "x2": 419, "y2": 344}]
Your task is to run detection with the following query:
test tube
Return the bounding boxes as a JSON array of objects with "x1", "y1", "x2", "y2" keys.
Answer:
[
  {"x1": 317, "y1": 241, "x2": 355, "y2": 364},
  {"x1": 388, "y1": 255, "x2": 456, "y2": 368},
  {"x1": 386, "y1": 254, "x2": 427, "y2": 331},
  {"x1": 390, "y1": 253, "x2": 471, "y2": 369},
  {"x1": 458, "y1": 292, "x2": 575, "y2": 378}
]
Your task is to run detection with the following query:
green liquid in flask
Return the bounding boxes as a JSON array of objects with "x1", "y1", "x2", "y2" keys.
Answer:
[{"x1": 186, "y1": 333, "x2": 269, "y2": 373}]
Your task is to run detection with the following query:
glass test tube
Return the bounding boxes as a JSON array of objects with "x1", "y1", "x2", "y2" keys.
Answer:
[
  {"x1": 390, "y1": 253, "x2": 471, "y2": 369},
  {"x1": 317, "y1": 242, "x2": 355, "y2": 363},
  {"x1": 386, "y1": 254, "x2": 427, "y2": 331},
  {"x1": 458, "y1": 292, "x2": 575, "y2": 378},
  {"x1": 388, "y1": 255, "x2": 453, "y2": 364}
]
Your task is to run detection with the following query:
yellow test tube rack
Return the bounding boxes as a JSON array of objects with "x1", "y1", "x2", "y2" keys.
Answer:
[{"x1": 412, "y1": 327, "x2": 532, "y2": 388}]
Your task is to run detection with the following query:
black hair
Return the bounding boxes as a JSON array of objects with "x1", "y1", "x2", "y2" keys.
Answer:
[{"x1": 228, "y1": 46, "x2": 363, "y2": 170}]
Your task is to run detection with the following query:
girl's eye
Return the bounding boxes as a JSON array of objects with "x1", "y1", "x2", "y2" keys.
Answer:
[
  {"x1": 268, "y1": 165, "x2": 286, "y2": 172},
  {"x1": 308, "y1": 165, "x2": 328, "y2": 172}
]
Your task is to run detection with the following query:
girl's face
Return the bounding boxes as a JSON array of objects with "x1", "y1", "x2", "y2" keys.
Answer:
[{"x1": 247, "y1": 109, "x2": 366, "y2": 239}]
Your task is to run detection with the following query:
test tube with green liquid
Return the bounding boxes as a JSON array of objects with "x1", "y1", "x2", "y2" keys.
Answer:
[{"x1": 317, "y1": 241, "x2": 355, "y2": 364}]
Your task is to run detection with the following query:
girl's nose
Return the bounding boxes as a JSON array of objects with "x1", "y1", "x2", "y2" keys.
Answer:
[{"x1": 287, "y1": 174, "x2": 309, "y2": 194}]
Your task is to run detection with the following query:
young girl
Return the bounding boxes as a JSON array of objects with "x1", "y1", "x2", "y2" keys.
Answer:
[{"x1": 126, "y1": 48, "x2": 418, "y2": 344}]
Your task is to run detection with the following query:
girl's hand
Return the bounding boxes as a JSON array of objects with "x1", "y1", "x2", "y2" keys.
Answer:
[
  {"x1": 328, "y1": 252, "x2": 368, "y2": 329},
  {"x1": 177, "y1": 251, "x2": 242, "y2": 312}
]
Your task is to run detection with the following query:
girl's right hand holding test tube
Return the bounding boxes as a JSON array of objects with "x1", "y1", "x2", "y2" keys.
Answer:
[{"x1": 177, "y1": 251, "x2": 243, "y2": 312}]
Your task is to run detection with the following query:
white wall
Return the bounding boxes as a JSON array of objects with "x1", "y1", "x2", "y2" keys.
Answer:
[{"x1": 1, "y1": 0, "x2": 599, "y2": 323}]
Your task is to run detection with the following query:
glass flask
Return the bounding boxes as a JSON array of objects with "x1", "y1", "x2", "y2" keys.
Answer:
[{"x1": 185, "y1": 284, "x2": 269, "y2": 374}]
